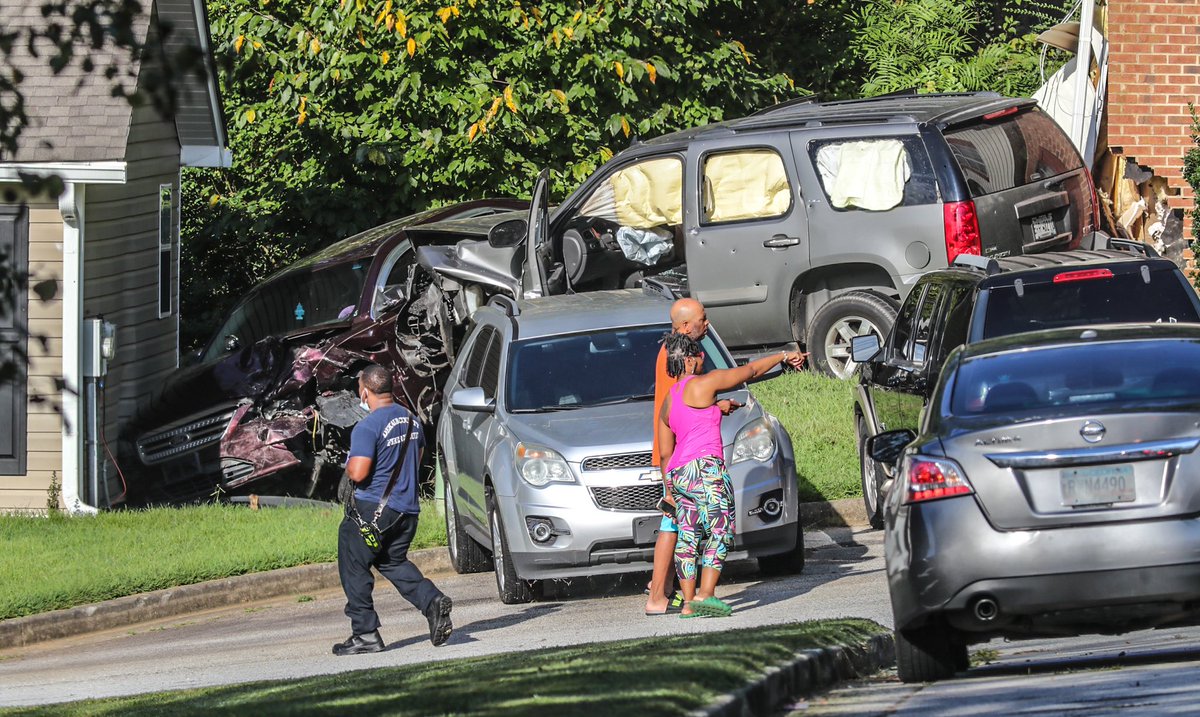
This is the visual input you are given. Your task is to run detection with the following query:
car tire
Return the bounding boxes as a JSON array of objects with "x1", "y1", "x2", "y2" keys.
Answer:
[
  {"x1": 488, "y1": 496, "x2": 538, "y2": 604},
  {"x1": 807, "y1": 291, "x2": 898, "y2": 380},
  {"x1": 857, "y1": 417, "x2": 885, "y2": 530},
  {"x1": 757, "y1": 528, "x2": 805, "y2": 576},
  {"x1": 445, "y1": 480, "x2": 490, "y2": 574},
  {"x1": 895, "y1": 622, "x2": 967, "y2": 683}
]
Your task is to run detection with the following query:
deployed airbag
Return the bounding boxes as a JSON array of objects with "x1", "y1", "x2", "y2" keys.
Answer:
[{"x1": 817, "y1": 140, "x2": 911, "y2": 211}]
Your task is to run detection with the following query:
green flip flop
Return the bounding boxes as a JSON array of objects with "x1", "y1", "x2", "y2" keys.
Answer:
[{"x1": 689, "y1": 596, "x2": 733, "y2": 617}]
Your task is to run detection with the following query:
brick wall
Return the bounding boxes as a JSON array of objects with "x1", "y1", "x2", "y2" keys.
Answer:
[{"x1": 1107, "y1": 0, "x2": 1200, "y2": 235}]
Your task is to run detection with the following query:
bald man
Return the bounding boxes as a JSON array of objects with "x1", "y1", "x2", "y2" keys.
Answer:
[{"x1": 645, "y1": 298, "x2": 738, "y2": 615}]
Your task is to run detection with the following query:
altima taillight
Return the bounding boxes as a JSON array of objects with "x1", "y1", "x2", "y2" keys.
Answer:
[
  {"x1": 943, "y1": 201, "x2": 982, "y2": 263},
  {"x1": 903, "y1": 456, "x2": 973, "y2": 504}
]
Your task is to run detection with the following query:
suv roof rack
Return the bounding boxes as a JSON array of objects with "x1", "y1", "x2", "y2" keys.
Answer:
[
  {"x1": 487, "y1": 294, "x2": 520, "y2": 317},
  {"x1": 952, "y1": 254, "x2": 1002, "y2": 275}
]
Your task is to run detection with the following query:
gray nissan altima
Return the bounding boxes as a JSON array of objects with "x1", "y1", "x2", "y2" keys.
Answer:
[
  {"x1": 870, "y1": 322, "x2": 1200, "y2": 682},
  {"x1": 436, "y1": 288, "x2": 804, "y2": 604}
]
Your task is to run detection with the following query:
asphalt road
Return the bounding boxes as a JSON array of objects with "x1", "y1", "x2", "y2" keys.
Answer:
[
  {"x1": 0, "y1": 527, "x2": 890, "y2": 708},
  {"x1": 783, "y1": 622, "x2": 1200, "y2": 715}
]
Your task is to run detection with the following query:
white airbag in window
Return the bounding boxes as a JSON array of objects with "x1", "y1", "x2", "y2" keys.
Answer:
[
  {"x1": 704, "y1": 151, "x2": 791, "y2": 222},
  {"x1": 817, "y1": 140, "x2": 911, "y2": 211}
]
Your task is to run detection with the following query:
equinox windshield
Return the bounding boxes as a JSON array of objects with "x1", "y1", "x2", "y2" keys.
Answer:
[
  {"x1": 506, "y1": 326, "x2": 729, "y2": 412},
  {"x1": 203, "y1": 259, "x2": 370, "y2": 362}
]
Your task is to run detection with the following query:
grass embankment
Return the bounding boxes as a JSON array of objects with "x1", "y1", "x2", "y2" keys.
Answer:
[
  {"x1": 0, "y1": 501, "x2": 443, "y2": 621},
  {"x1": 0, "y1": 619, "x2": 886, "y2": 717},
  {"x1": 754, "y1": 370, "x2": 859, "y2": 503}
]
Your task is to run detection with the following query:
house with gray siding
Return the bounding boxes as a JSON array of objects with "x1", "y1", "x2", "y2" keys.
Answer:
[{"x1": 0, "y1": 0, "x2": 228, "y2": 512}]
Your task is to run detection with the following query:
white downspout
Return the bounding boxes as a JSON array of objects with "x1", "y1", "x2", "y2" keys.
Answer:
[{"x1": 59, "y1": 182, "x2": 96, "y2": 515}]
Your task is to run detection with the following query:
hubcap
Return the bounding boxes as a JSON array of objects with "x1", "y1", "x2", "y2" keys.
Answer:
[
  {"x1": 445, "y1": 483, "x2": 458, "y2": 560},
  {"x1": 492, "y1": 512, "x2": 506, "y2": 591},
  {"x1": 824, "y1": 315, "x2": 883, "y2": 379}
]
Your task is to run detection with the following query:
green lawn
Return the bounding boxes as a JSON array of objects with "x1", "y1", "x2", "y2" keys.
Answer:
[
  {"x1": 0, "y1": 619, "x2": 886, "y2": 717},
  {"x1": 753, "y1": 370, "x2": 860, "y2": 502},
  {"x1": 0, "y1": 501, "x2": 443, "y2": 621}
]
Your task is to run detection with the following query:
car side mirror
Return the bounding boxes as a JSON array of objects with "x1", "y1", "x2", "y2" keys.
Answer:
[
  {"x1": 223, "y1": 334, "x2": 241, "y2": 353},
  {"x1": 488, "y1": 218, "x2": 528, "y2": 248},
  {"x1": 450, "y1": 386, "x2": 495, "y2": 413},
  {"x1": 867, "y1": 429, "x2": 916, "y2": 466},
  {"x1": 851, "y1": 334, "x2": 881, "y2": 364}
]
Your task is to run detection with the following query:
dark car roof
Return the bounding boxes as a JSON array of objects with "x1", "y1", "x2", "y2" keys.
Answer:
[
  {"x1": 919, "y1": 250, "x2": 1177, "y2": 289},
  {"x1": 635, "y1": 92, "x2": 1027, "y2": 152},
  {"x1": 957, "y1": 322, "x2": 1200, "y2": 363}
]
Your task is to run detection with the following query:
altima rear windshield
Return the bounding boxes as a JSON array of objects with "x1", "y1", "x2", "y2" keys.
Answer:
[
  {"x1": 951, "y1": 339, "x2": 1200, "y2": 416},
  {"x1": 944, "y1": 110, "x2": 1082, "y2": 196},
  {"x1": 981, "y1": 270, "x2": 1200, "y2": 339},
  {"x1": 506, "y1": 326, "x2": 730, "y2": 412}
]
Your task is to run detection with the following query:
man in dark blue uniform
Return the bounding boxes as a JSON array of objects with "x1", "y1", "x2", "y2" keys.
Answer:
[{"x1": 333, "y1": 364, "x2": 453, "y2": 655}]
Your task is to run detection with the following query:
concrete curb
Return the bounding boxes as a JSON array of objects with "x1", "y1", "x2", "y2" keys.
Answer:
[
  {"x1": 799, "y1": 497, "x2": 867, "y2": 529},
  {"x1": 0, "y1": 500, "x2": 864, "y2": 650},
  {"x1": 690, "y1": 633, "x2": 896, "y2": 717},
  {"x1": 0, "y1": 547, "x2": 452, "y2": 650}
]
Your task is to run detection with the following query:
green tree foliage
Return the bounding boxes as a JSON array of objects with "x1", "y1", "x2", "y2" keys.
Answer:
[
  {"x1": 181, "y1": 0, "x2": 798, "y2": 349},
  {"x1": 1184, "y1": 104, "x2": 1200, "y2": 250},
  {"x1": 849, "y1": 0, "x2": 1069, "y2": 98}
]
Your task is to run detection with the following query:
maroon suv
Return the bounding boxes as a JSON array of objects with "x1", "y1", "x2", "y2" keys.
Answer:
[{"x1": 123, "y1": 199, "x2": 526, "y2": 505}]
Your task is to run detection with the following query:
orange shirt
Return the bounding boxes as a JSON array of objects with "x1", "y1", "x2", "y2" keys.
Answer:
[{"x1": 651, "y1": 345, "x2": 679, "y2": 466}]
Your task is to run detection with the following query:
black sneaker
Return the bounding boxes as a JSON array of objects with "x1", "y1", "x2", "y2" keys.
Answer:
[
  {"x1": 332, "y1": 630, "x2": 384, "y2": 656},
  {"x1": 427, "y1": 595, "x2": 453, "y2": 647}
]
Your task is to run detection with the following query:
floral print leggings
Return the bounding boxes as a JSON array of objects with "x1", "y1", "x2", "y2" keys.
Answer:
[{"x1": 669, "y1": 455, "x2": 736, "y2": 580}]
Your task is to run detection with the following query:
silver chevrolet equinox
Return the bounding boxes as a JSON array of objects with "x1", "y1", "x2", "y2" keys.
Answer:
[{"x1": 437, "y1": 288, "x2": 804, "y2": 603}]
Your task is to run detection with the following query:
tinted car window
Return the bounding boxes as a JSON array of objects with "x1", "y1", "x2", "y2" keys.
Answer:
[
  {"x1": 890, "y1": 284, "x2": 924, "y2": 361},
  {"x1": 981, "y1": 271, "x2": 1200, "y2": 338},
  {"x1": 943, "y1": 110, "x2": 1083, "y2": 197},
  {"x1": 935, "y1": 283, "x2": 974, "y2": 364},
  {"x1": 202, "y1": 259, "x2": 368, "y2": 362},
  {"x1": 460, "y1": 326, "x2": 496, "y2": 389},
  {"x1": 911, "y1": 283, "x2": 945, "y2": 364},
  {"x1": 951, "y1": 339, "x2": 1200, "y2": 415},
  {"x1": 808, "y1": 135, "x2": 939, "y2": 210},
  {"x1": 480, "y1": 331, "x2": 502, "y2": 399}
]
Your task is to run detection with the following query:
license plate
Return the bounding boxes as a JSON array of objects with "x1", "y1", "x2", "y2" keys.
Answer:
[
  {"x1": 633, "y1": 515, "x2": 663, "y2": 546},
  {"x1": 1031, "y1": 212, "x2": 1055, "y2": 240},
  {"x1": 1060, "y1": 465, "x2": 1135, "y2": 506}
]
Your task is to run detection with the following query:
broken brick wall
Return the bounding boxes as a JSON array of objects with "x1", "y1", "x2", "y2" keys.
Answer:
[{"x1": 1105, "y1": 0, "x2": 1200, "y2": 268}]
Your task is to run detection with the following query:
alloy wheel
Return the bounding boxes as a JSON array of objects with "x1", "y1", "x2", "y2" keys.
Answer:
[
  {"x1": 491, "y1": 511, "x2": 506, "y2": 593},
  {"x1": 823, "y1": 315, "x2": 884, "y2": 379}
]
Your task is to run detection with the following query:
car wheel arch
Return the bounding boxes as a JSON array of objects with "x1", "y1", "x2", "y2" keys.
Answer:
[{"x1": 789, "y1": 263, "x2": 898, "y2": 344}]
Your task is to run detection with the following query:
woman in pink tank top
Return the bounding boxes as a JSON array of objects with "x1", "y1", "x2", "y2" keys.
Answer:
[{"x1": 656, "y1": 332, "x2": 806, "y2": 618}]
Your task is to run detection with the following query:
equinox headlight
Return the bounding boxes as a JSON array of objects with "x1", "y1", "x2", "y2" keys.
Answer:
[
  {"x1": 731, "y1": 418, "x2": 776, "y2": 464},
  {"x1": 515, "y1": 442, "x2": 575, "y2": 486}
]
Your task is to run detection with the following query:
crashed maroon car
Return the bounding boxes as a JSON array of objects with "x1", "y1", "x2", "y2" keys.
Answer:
[{"x1": 123, "y1": 199, "x2": 525, "y2": 505}]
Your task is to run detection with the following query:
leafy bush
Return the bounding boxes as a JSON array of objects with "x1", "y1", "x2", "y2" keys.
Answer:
[
  {"x1": 849, "y1": 0, "x2": 1068, "y2": 98},
  {"x1": 1184, "y1": 104, "x2": 1200, "y2": 251}
]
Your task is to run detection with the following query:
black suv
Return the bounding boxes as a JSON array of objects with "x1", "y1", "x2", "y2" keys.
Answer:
[
  {"x1": 408, "y1": 92, "x2": 1099, "y2": 379},
  {"x1": 850, "y1": 245, "x2": 1200, "y2": 527}
]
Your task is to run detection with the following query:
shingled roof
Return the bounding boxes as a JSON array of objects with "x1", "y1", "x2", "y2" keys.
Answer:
[{"x1": 0, "y1": 0, "x2": 227, "y2": 166}]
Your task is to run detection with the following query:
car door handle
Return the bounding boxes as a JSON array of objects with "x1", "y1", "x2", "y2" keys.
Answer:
[{"x1": 763, "y1": 234, "x2": 801, "y2": 248}]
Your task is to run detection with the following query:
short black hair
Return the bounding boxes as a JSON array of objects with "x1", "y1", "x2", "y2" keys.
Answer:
[
  {"x1": 359, "y1": 364, "x2": 393, "y2": 395},
  {"x1": 663, "y1": 331, "x2": 702, "y2": 378}
]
